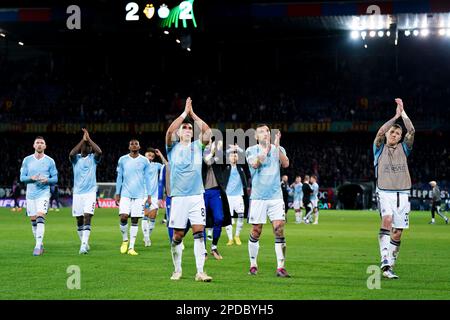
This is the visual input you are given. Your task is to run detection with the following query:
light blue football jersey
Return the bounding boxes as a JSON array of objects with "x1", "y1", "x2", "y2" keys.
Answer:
[
  {"x1": 20, "y1": 154, "x2": 58, "y2": 200},
  {"x1": 146, "y1": 162, "x2": 163, "y2": 198},
  {"x1": 246, "y1": 144, "x2": 286, "y2": 200},
  {"x1": 71, "y1": 153, "x2": 100, "y2": 194},
  {"x1": 311, "y1": 182, "x2": 319, "y2": 201},
  {"x1": 116, "y1": 154, "x2": 152, "y2": 198},
  {"x1": 294, "y1": 183, "x2": 303, "y2": 202},
  {"x1": 166, "y1": 140, "x2": 205, "y2": 197},
  {"x1": 226, "y1": 165, "x2": 244, "y2": 196}
]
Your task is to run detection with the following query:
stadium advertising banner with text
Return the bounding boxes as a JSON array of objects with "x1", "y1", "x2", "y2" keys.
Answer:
[{"x1": 1, "y1": 121, "x2": 449, "y2": 133}]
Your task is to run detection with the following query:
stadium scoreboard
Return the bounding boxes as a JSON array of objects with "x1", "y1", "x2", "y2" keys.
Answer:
[{"x1": 123, "y1": 0, "x2": 197, "y2": 29}]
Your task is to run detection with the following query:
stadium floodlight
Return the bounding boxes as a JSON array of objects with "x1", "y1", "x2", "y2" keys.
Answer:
[
  {"x1": 176, "y1": 39, "x2": 181, "y2": 43},
  {"x1": 377, "y1": 30, "x2": 384, "y2": 37},
  {"x1": 421, "y1": 16, "x2": 428, "y2": 29},
  {"x1": 0, "y1": 33, "x2": 5, "y2": 37},
  {"x1": 18, "y1": 41, "x2": 24, "y2": 46},
  {"x1": 187, "y1": 47, "x2": 191, "y2": 52},
  {"x1": 350, "y1": 31, "x2": 359, "y2": 39},
  {"x1": 360, "y1": 31, "x2": 367, "y2": 39},
  {"x1": 163, "y1": 30, "x2": 169, "y2": 35},
  {"x1": 413, "y1": 30, "x2": 419, "y2": 36},
  {"x1": 404, "y1": 30, "x2": 411, "y2": 36},
  {"x1": 364, "y1": 44, "x2": 368, "y2": 48},
  {"x1": 438, "y1": 29, "x2": 446, "y2": 36},
  {"x1": 420, "y1": 29, "x2": 429, "y2": 37},
  {"x1": 369, "y1": 30, "x2": 376, "y2": 37},
  {"x1": 386, "y1": 31, "x2": 391, "y2": 37}
]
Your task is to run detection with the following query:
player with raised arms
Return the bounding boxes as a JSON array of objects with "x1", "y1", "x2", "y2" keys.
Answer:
[
  {"x1": 69, "y1": 128, "x2": 102, "y2": 254},
  {"x1": 374, "y1": 98, "x2": 415, "y2": 279},
  {"x1": 165, "y1": 97, "x2": 212, "y2": 282},
  {"x1": 245, "y1": 125, "x2": 290, "y2": 277}
]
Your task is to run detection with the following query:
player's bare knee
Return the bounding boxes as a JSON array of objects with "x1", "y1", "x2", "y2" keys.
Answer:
[
  {"x1": 273, "y1": 222, "x2": 285, "y2": 237},
  {"x1": 251, "y1": 225, "x2": 262, "y2": 239},
  {"x1": 76, "y1": 215, "x2": 84, "y2": 226},
  {"x1": 84, "y1": 214, "x2": 93, "y2": 224},
  {"x1": 191, "y1": 224, "x2": 203, "y2": 233},
  {"x1": 131, "y1": 217, "x2": 139, "y2": 225},
  {"x1": 172, "y1": 229, "x2": 185, "y2": 242},
  {"x1": 381, "y1": 216, "x2": 392, "y2": 229},
  {"x1": 149, "y1": 210, "x2": 157, "y2": 219},
  {"x1": 392, "y1": 228, "x2": 403, "y2": 240}
]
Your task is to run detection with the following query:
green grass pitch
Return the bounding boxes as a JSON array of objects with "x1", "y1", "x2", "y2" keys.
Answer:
[{"x1": 1, "y1": 208, "x2": 449, "y2": 300}]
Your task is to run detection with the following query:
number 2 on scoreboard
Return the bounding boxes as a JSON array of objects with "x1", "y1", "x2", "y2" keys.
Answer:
[
  {"x1": 125, "y1": 2, "x2": 139, "y2": 21},
  {"x1": 179, "y1": 1, "x2": 193, "y2": 20}
]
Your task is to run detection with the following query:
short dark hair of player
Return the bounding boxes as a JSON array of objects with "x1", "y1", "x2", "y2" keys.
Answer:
[
  {"x1": 391, "y1": 124, "x2": 403, "y2": 132},
  {"x1": 296, "y1": 175, "x2": 301, "y2": 179},
  {"x1": 181, "y1": 118, "x2": 194, "y2": 127},
  {"x1": 146, "y1": 147, "x2": 156, "y2": 154},
  {"x1": 35, "y1": 136, "x2": 45, "y2": 142},
  {"x1": 311, "y1": 175, "x2": 318, "y2": 180},
  {"x1": 304, "y1": 175, "x2": 310, "y2": 180},
  {"x1": 129, "y1": 139, "x2": 139, "y2": 144}
]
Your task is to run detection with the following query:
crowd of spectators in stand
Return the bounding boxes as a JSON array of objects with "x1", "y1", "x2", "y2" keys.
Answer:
[
  {"x1": 1, "y1": 51, "x2": 450, "y2": 124},
  {"x1": 1, "y1": 47, "x2": 450, "y2": 192},
  {"x1": 2, "y1": 132, "x2": 449, "y2": 193}
]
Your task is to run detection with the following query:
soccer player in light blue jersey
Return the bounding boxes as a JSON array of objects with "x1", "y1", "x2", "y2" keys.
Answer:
[
  {"x1": 69, "y1": 129, "x2": 102, "y2": 254},
  {"x1": 310, "y1": 175, "x2": 320, "y2": 224},
  {"x1": 224, "y1": 151, "x2": 248, "y2": 246},
  {"x1": 290, "y1": 176, "x2": 303, "y2": 224},
  {"x1": 115, "y1": 139, "x2": 152, "y2": 256},
  {"x1": 165, "y1": 97, "x2": 212, "y2": 282},
  {"x1": 246, "y1": 124, "x2": 290, "y2": 277},
  {"x1": 142, "y1": 147, "x2": 167, "y2": 247},
  {"x1": 20, "y1": 136, "x2": 58, "y2": 256}
]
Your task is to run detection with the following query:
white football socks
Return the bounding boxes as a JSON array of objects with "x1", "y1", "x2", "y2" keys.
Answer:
[
  {"x1": 129, "y1": 224, "x2": 138, "y2": 249},
  {"x1": 248, "y1": 235, "x2": 259, "y2": 268}
]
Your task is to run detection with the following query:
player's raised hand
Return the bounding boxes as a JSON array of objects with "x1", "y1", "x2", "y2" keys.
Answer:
[
  {"x1": 154, "y1": 149, "x2": 162, "y2": 158},
  {"x1": 210, "y1": 140, "x2": 217, "y2": 154},
  {"x1": 274, "y1": 131, "x2": 281, "y2": 148},
  {"x1": 395, "y1": 98, "x2": 404, "y2": 118},
  {"x1": 184, "y1": 97, "x2": 193, "y2": 115},
  {"x1": 82, "y1": 128, "x2": 90, "y2": 141}
]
